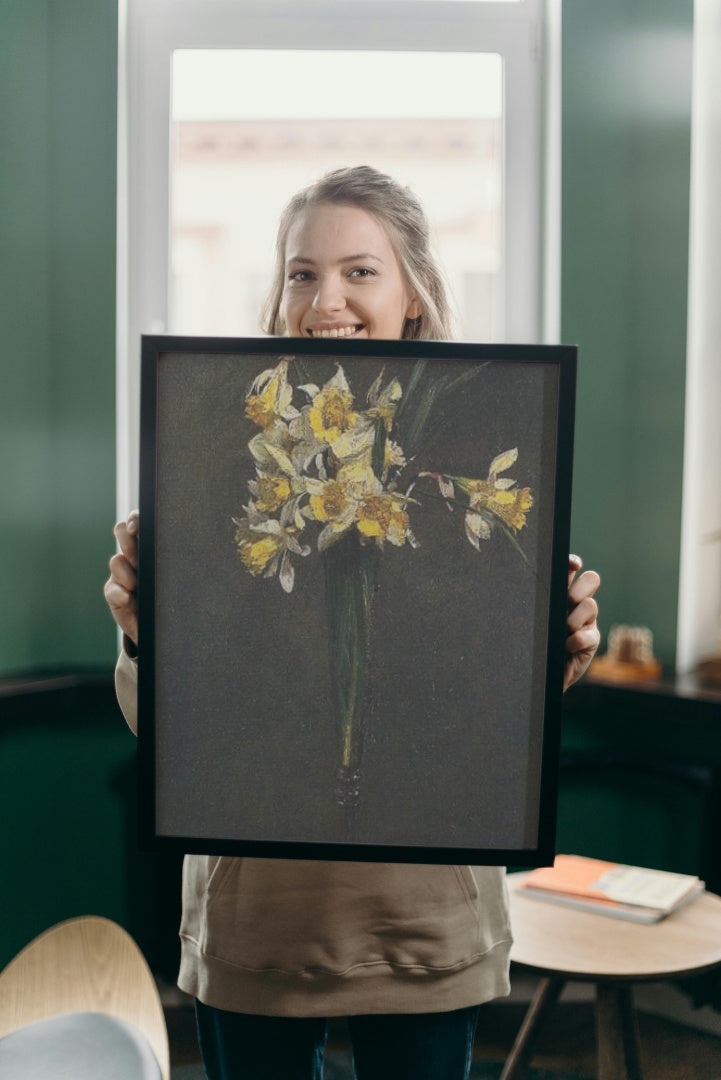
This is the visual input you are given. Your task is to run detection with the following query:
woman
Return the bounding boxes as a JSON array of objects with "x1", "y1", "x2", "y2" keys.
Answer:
[{"x1": 105, "y1": 166, "x2": 600, "y2": 1080}]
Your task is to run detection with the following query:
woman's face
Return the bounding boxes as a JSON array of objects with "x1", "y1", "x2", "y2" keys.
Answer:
[{"x1": 280, "y1": 203, "x2": 421, "y2": 340}]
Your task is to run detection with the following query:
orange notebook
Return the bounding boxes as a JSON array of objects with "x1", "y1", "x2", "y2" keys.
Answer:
[{"x1": 517, "y1": 855, "x2": 704, "y2": 923}]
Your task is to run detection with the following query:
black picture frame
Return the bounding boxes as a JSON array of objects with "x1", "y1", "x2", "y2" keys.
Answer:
[{"x1": 138, "y1": 335, "x2": 576, "y2": 865}]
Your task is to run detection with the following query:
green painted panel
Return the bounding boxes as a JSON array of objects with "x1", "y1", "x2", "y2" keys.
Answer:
[
  {"x1": 0, "y1": 2, "x2": 55, "y2": 668},
  {"x1": 0, "y1": 0, "x2": 118, "y2": 673},
  {"x1": 562, "y1": 0, "x2": 693, "y2": 668}
]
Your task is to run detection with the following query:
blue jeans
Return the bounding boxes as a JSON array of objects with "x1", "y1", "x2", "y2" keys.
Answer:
[{"x1": 195, "y1": 1000, "x2": 481, "y2": 1080}]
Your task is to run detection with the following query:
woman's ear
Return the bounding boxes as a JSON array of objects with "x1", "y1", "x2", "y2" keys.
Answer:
[{"x1": 406, "y1": 296, "x2": 422, "y2": 320}]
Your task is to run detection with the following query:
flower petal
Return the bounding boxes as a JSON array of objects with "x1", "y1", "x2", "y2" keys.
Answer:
[
  {"x1": 489, "y1": 447, "x2": 518, "y2": 477},
  {"x1": 439, "y1": 476, "x2": 455, "y2": 500},
  {"x1": 465, "y1": 510, "x2": 491, "y2": 549},
  {"x1": 298, "y1": 383, "x2": 320, "y2": 399},
  {"x1": 279, "y1": 552, "x2": 295, "y2": 593},
  {"x1": 249, "y1": 435, "x2": 297, "y2": 477}
]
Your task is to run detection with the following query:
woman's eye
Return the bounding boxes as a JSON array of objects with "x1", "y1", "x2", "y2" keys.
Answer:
[
  {"x1": 349, "y1": 267, "x2": 375, "y2": 279},
  {"x1": 288, "y1": 270, "x2": 313, "y2": 283}
]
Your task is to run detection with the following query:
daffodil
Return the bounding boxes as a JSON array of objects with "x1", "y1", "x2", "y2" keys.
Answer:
[
  {"x1": 306, "y1": 478, "x2": 358, "y2": 548},
  {"x1": 328, "y1": 416, "x2": 377, "y2": 467},
  {"x1": 308, "y1": 479, "x2": 355, "y2": 525},
  {"x1": 287, "y1": 366, "x2": 369, "y2": 472},
  {"x1": 456, "y1": 448, "x2": 533, "y2": 534},
  {"x1": 244, "y1": 359, "x2": 299, "y2": 430},
  {"x1": 233, "y1": 502, "x2": 310, "y2": 593},
  {"x1": 472, "y1": 484, "x2": 534, "y2": 532},
  {"x1": 304, "y1": 464, "x2": 376, "y2": 550},
  {"x1": 304, "y1": 367, "x2": 358, "y2": 445},
  {"x1": 420, "y1": 447, "x2": 533, "y2": 550},
  {"x1": 357, "y1": 492, "x2": 416, "y2": 548},
  {"x1": 248, "y1": 429, "x2": 298, "y2": 480},
  {"x1": 234, "y1": 521, "x2": 284, "y2": 575},
  {"x1": 247, "y1": 473, "x2": 292, "y2": 514}
]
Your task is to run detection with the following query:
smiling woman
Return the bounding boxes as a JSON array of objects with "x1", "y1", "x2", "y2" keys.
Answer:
[
  {"x1": 263, "y1": 166, "x2": 452, "y2": 342},
  {"x1": 281, "y1": 205, "x2": 420, "y2": 340},
  {"x1": 106, "y1": 159, "x2": 599, "y2": 1080}
]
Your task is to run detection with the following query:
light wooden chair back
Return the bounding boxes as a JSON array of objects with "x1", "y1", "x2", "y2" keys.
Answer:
[{"x1": 0, "y1": 915, "x2": 169, "y2": 1080}]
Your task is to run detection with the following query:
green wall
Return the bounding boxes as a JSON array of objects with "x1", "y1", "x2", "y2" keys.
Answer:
[
  {"x1": 563, "y1": 0, "x2": 693, "y2": 669},
  {"x1": 0, "y1": 0, "x2": 118, "y2": 675},
  {"x1": 0, "y1": 0, "x2": 130, "y2": 971}
]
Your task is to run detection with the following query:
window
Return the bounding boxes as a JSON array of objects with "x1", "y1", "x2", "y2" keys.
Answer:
[
  {"x1": 118, "y1": 0, "x2": 557, "y2": 510},
  {"x1": 170, "y1": 49, "x2": 503, "y2": 340}
]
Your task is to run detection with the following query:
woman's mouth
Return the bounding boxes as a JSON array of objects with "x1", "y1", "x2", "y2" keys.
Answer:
[{"x1": 307, "y1": 324, "x2": 364, "y2": 339}]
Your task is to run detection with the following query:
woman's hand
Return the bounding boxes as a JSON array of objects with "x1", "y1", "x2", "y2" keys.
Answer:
[
  {"x1": 564, "y1": 554, "x2": 601, "y2": 691},
  {"x1": 103, "y1": 510, "x2": 139, "y2": 647}
]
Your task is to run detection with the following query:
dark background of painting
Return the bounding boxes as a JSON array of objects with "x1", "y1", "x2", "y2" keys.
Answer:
[{"x1": 149, "y1": 349, "x2": 560, "y2": 853}]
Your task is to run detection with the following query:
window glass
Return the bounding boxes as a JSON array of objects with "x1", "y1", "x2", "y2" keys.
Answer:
[{"x1": 170, "y1": 50, "x2": 503, "y2": 341}]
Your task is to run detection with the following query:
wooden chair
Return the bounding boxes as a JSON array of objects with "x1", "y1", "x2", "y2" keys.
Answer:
[
  {"x1": 0, "y1": 915, "x2": 170, "y2": 1079},
  {"x1": 502, "y1": 873, "x2": 721, "y2": 1080}
]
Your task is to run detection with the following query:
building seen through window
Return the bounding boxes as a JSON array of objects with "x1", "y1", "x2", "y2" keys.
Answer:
[{"x1": 170, "y1": 50, "x2": 503, "y2": 341}]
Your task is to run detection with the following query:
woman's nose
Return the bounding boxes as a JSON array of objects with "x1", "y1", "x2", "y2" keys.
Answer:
[{"x1": 312, "y1": 274, "x2": 345, "y2": 314}]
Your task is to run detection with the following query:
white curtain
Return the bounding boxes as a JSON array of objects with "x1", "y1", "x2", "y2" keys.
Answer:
[{"x1": 677, "y1": 0, "x2": 721, "y2": 672}]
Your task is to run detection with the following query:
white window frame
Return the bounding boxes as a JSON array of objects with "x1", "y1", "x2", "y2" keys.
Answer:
[
  {"x1": 676, "y1": 0, "x2": 721, "y2": 674},
  {"x1": 117, "y1": 0, "x2": 559, "y2": 512}
]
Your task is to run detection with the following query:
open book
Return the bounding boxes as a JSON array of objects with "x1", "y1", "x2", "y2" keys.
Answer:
[{"x1": 516, "y1": 854, "x2": 705, "y2": 923}]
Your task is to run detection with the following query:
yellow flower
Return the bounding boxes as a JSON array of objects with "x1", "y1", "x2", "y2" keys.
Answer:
[
  {"x1": 357, "y1": 493, "x2": 411, "y2": 547},
  {"x1": 304, "y1": 465, "x2": 377, "y2": 549},
  {"x1": 309, "y1": 386, "x2": 357, "y2": 444},
  {"x1": 249, "y1": 474, "x2": 292, "y2": 514},
  {"x1": 477, "y1": 485, "x2": 534, "y2": 532},
  {"x1": 309, "y1": 479, "x2": 356, "y2": 526},
  {"x1": 233, "y1": 504, "x2": 310, "y2": 592},
  {"x1": 455, "y1": 448, "x2": 533, "y2": 533},
  {"x1": 234, "y1": 520, "x2": 284, "y2": 575},
  {"x1": 422, "y1": 445, "x2": 533, "y2": 546},
  {"x1": 328, "y1": 416, "x2": 376, "y2": 466},
  {"x1": 245, "y1": 360, "x2": 297, "y2": 430}
]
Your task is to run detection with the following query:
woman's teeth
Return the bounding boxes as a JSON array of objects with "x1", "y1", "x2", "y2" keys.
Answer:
[{"x1": 310, "y1": 325, "x2": 360, "y2": 338}]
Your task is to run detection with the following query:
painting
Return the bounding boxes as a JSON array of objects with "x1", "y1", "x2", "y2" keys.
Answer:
[{"x1": 137, "y1": 336, "x2": 576, "y2": 864}]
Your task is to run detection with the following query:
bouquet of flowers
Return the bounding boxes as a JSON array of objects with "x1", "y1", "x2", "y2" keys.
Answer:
[{"x1": 233, "y1": 357, "x2": 533, "y2": 835}]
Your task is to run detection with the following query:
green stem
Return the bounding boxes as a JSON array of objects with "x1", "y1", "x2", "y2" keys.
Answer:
[{"x1": 323, "y1": 533, "x2": 378, "y2": 776}]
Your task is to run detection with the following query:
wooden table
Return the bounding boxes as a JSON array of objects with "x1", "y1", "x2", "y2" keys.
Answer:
[{"x1": 503, "y1": 873, "x2": 721, "y2": 1080}]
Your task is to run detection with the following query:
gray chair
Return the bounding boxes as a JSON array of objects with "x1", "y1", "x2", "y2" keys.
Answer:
[{"x1": 0, "y1": 916, "x2": 169, "y2": 1079}]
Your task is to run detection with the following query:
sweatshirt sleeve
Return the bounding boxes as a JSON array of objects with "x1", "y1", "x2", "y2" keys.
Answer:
[{"x1": 115, "y1": 643, "x2": 139, "y2": 736}]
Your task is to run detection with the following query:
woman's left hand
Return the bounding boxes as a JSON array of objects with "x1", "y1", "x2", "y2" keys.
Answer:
[{"x1": 564, "y1": 554, "x2": 601, "y2": 691}]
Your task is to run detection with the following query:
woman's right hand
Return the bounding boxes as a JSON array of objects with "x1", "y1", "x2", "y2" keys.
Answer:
[{"x1": 104, "y1": 509, "x2": 139, "y2": 646}]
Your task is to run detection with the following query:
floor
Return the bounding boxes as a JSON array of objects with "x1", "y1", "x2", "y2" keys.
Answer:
[
  {"x1": 474, "y1": 999, "x2": 721, "y2": 1079},
  {"x1": 165, "y1": 984, "x2": 721, "y2": 1079}
]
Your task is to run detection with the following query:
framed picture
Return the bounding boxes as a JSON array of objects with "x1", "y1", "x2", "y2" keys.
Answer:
[{"x1": 138, "y1": 336, "x2": 576, "y2": 865}]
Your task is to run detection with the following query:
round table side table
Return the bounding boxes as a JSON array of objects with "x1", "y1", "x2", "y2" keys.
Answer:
[{"x1": 502, "y1": 872, "x2": 721, "y2": 1080}]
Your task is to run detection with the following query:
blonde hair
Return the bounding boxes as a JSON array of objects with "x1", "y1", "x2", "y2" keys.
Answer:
[{"x1": 262, "y1": 165, "x2": 454, "y2": 341}]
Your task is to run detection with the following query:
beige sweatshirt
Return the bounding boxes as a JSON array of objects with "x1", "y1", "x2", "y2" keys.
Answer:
[{"x1": 116, "y1": 650, "x2": 512, "y2": 1016}]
